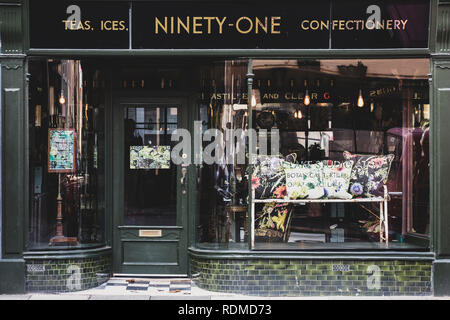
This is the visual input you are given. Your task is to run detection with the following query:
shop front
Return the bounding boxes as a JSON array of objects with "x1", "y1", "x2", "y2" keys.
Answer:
[{"x1": 1, "y1": 0, "x2": 450, "y2": 296}]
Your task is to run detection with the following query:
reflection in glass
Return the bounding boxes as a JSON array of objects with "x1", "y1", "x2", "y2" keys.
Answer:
[{"x1": 195, "y1": 60, "x2": 249, "y2": 248}]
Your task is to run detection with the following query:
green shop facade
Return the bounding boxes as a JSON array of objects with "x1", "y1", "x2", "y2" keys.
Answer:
[{"x1": 1, "y1": 0, "x2": 450, "y2": 296}]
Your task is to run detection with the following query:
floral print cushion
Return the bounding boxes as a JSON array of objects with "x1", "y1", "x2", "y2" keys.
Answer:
[
  {"x1": 283, "y1": 161, "x2": 324, "y2": 199},
  {"x1": 343, "y1": 151, "x2": 394, "y2": 197},
  {"x1": 256, "y1": 202, "x2": 293, "y2": 242},
  {"x1": 251, "y1": 154, "x2": 296, "y2": 199},
  {"x1": 322, "y1": 160, "x2": 354, "y2": 199}
]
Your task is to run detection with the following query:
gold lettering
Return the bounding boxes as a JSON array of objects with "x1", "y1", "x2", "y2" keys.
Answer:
[
  {"x1": 193, "y1": 17, "x2": 202, "y2": 34},
  {"x1": 386, "y1": 19, "x2": 393, "y2": 29},
  {"x1": 310, "y1": 20, "x2": 319, "y2": 30},
  {"x1": 271, "y1": 16, "x2": 281, "y2": 34},
  {"x1": 345, "y1": 20, "x2": 354, "y2": 30},
  {"x1": 236, "y1": 16, "x2": 253, "y2": 34},
  {"x1": 216, "y1": 17, "x2": 227, "y2": 34},
  {"x1": 401, "y1": 19, "x2": 408, "y2": 30},
  {"x1": 255, "y1": 17, "x2": 268, "y2": 34},
  {"x1": 321, "y1": 20, "x2": 329, "y2": 30},
  {"x1": 203, "y1": 17, "x2": 214, "y2": 34},
  {"x1": 301, "y1": 20, "x2": 309, "y2": 30},
  {"x1": 177, "y1": 17, "x2": 190, "y2": 33},
  {"x1": 376, "y1": 20, "x2": 384, "y2": 30},
  {"x1": 155, "y1": 17, "x2": 168, "y2": 34},
  {"x1": 332, "y1": 20, "x2": 338, "y2": 30}
]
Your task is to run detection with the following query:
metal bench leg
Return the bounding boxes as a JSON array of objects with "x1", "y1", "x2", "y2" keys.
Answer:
[
  {"x1": 384, "y1": 199, "x2": 389, "y2": 246},
  {"x1": 379, "y1": 201, "x2": 384, "y2": 244}
]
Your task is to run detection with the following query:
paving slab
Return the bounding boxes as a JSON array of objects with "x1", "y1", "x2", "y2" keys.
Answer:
[
  {"x1": 151, "y1": 295, "x2": 211, "y2": 300},
  {"x1": 89, "y1": 294, "x2": 151, "y2": 300},
  {"x1": 0, "y1": 295, "x2": 31, "y2": 300},
  {"x1": 29, "y1": 294, "x2": 90, "y2": 300}
]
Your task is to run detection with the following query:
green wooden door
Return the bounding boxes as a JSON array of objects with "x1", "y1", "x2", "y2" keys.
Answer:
[{"x1": 112, "y1": 97, "x2": 188, "y2": 276}]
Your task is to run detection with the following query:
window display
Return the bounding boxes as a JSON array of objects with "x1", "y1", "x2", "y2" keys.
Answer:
[
  {"x1": 250, "y1": 59, "x2": 430, "y2": 249},
  {"x1": 28, "y1": 59, "x2": 105, "y2": 249},
  {"x1": 194, "y1": 58, "x2": 430, "y2": 250}
]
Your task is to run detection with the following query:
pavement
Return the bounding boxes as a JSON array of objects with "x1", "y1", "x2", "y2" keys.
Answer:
[{"x1": 0, "y1": 277, "x2": 449, "y2": 300}]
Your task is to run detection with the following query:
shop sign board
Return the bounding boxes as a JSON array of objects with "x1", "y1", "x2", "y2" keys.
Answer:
[{"x1": 29, "y1": 0, "x2": 430, "y2": 50}]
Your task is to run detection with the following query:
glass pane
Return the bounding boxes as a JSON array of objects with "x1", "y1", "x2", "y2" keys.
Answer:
[
  {"x1": 195, "y1": 60, "x2": 249, "y2": 249},
  {"x1": 28, "y1": 59, "x2": 106, "y2": 249},
  {"x1": 251, "y1": 58, "x2": 430, "y2": 250},
  {"x1": 124, "y1": 105, "x2": 178, "y2": 226}
]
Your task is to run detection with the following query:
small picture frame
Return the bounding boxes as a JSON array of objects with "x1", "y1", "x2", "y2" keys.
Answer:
[{"x1": 48, "y1": 128, "x2": 76, "y2": 173}]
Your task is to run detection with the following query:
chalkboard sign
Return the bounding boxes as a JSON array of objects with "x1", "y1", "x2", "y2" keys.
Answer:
[{"x1": 48, "y1": 129, "x2": 76, "y2": 173}]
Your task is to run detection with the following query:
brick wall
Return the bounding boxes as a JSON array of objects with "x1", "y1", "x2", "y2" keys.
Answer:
[{"x1": 191, "y1": 257, "x2": 432, "y2": 296}]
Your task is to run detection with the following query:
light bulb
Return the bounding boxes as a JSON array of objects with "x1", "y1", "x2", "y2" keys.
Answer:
[
  {"x1": 251, "y1": 94, "x2": 257, "y2": 108},
  {"x1": 357, "y1": 90, "x2": 364, "y2": 108},
  {"x1": 59, "y1": 95, "x2": 65, "y2": 105},
  {"x1": 304, "y1": 89, "x2": 310, "y2": 106},
  {"x1": 298, "y1": 110, "x2": 303, "y2": 119}
]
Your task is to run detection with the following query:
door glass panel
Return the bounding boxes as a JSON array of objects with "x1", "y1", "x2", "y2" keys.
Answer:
[{"x1": 124, "y1": 105, "x2": 178, "y2": 226}]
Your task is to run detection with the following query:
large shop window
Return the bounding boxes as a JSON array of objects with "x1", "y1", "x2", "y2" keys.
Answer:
[
  {"x1": 28, "y1": 59, "x2": 105, "y2": 249},
  {"x1": 250, "y1": 59, "x2": 430, "y2": 250}
]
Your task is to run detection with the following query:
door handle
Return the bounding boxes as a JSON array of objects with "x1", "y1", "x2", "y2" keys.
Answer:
[{"x1": 180, "y1": 167, "x2": 188, "y2": 185}]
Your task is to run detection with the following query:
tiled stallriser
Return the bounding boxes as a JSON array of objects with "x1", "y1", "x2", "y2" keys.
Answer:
[{"x1": 191, "y1": 258, "x2": 432, "y2": 296}]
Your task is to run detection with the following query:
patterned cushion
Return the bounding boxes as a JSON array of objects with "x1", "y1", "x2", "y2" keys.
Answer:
[
  {"x1": 251, "y1": 154, "x2": 296, "y2": 199},
  {"x1": 256, "y1": 202, "x2": 293, "y2": 242},
  {"x1": 322, "y1": 160, "x2": 354, "y2": 199},
  {"x1": 343, "y1": 151, "x2": 394, "y2": 197},
  {"x1": 283, "y1": 161, "x2": 324, "y2": 199}
]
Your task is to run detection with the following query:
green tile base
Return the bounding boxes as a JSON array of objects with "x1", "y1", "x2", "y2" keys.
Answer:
[
  {"x1": 191, "y1": 258, "x2": 432, "y2": 296},
  {"x1": 25, "y1": 254, "x2": 111, "y2": 293}
]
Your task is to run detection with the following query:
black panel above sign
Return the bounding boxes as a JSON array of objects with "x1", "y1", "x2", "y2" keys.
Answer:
[
  {"x1": 29, "y1": 1, "x2": 129, "y2": 49},
  {"x1": 28, "y1": 0, "x2": 429, "y2": 50}
]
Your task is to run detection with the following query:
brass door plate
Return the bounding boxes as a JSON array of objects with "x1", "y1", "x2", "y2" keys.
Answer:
[{"x1": 139, "y1": 229, "x2": 162, "y2": 237}]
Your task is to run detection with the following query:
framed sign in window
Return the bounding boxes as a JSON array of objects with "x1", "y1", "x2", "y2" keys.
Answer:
[{"x1": 48, "y1": 129, "x2": 76, "y2": 173}]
